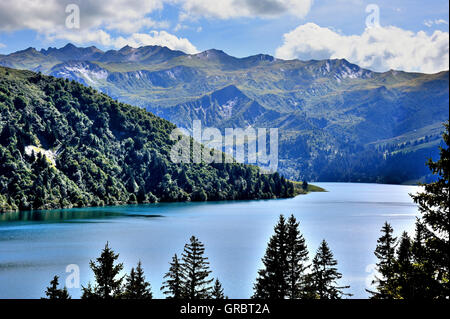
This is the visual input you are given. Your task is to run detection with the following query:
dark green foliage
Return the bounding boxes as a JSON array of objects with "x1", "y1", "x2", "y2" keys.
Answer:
[
  {"x1": 411, "y1": 121, "x2": 449, "y2": 298},
  {"x1": 161, "y1": 239, "x2": 224, "y2": 300},
  {"x1": 212, "y1": 278, "x2": 226, "y2": 299},
  {"x1": 123, "y1": 261, "x2": 152, "y2": 299},
  {"x1": 368, "y1": 222, "x2": 397, "y2": 299},
  {"x1": 394, "y1": 232, "x2": 414, "y2": 299},
  {"x1": 81, "y1": 242, "x2": 124, "y2": 299},
  {"x1": 408, "y1": 221, "x2": 440, "y2": 298},
  {"x1": 301, "y1": 181, "x2": 308, "y2": 191},
  {"x1": 370, "y1": 230, "x2": 416, "y2": 299},
  {"x1": 253, "y1": 214, "x2": 310, "y2": 299},
  {"x1": 43, "y1": 275, "x2": 70, "y2": 299},
  {"x1": 286, "y1": 215, "x2": 309, "y2": 298},
  {"x1": 0, "y1": 66, "x2": 295, "y2": 212},
  {"x1": 161, "y1": 254, "x2": 185, "y2": 299},
  {"x1": 181, "y1": 236, "x2": 214, "y2": 299},
  {"x1": 371, "y1": 123, "x2": 449, "y2": 299},
  {"x1": 308, "y1": 240, "x2": 350, "y2": 299},
  {"x1": 253, "y1": 215, "x2": 288, "y2": 299},
  {"x1": 370, "y1": 223, "x2": 444, "y2": 299}
]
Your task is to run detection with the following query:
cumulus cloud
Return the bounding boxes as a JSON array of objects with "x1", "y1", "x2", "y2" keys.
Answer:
[
  {"x1": 275, "y1": 23, "x2": 449, "y2": 73},
  {"x1": 112, "y1": 31, "x2": 198, "y2": 53},
  {"x1": 175, "y1": 0, "x2": 313, "y2": 20},
  {"x1": 424, "y1": 19, "x2": 448, "y2": 27},
  {"x1": 0, "y1": 0, "x2": 313, "y2": 33},
  {"x1": 44, "y1": 28, "x2": 198, "y2": 54},
  {"x1": 45, "y1": 28, "x2": 114, "y2": 46},
  {"x1": 0, "y1": 0, "x2": 164, "y2": 33}
]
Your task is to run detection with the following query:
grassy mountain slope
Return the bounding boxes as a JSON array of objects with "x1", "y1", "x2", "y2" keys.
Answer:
[{"x1": 0, "y1": 66, "x2": 296, "y2": 212}]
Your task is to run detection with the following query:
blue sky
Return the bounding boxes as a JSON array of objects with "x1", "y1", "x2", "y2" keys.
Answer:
[{"x1": 0, "y1": 0, "x2": 448, "y2": 72}]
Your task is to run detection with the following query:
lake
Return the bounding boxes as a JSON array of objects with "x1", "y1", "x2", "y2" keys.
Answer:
[{"x1": 0, "y1": 183, "x2": 421, "y2": 299}]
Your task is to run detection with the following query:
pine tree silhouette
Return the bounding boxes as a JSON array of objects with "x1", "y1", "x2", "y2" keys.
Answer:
[
  {"x1": 124, "y1": 261, "x2": 152, "y2": 299},
  {"x1": 253, "y1": 215, "x2": 289, "y2": 299},
  {"x1": 286, "y1": 214, "x2": 309, "y2": 299},
  {"x1": 368, "y1": 222, "x2": 397, "y2": 299},
  {"x1": 411, "y1": 121, "x2": 449, "y2": 298},
  {"x1": 309, "y1": 240, "x2": 350, "y2": 299},
  {"x1": 81, "y1": 242, "x2": 124, "y2": 299},
  {"x1": 161, "y1": 254, "x2": 185, "y2": 299},
  {"x1": 181, "y1": 236, "x2": 214, "y2": 299},
  {"x1": 43, "y1": 275, "x2": 70, "y2": 299},
  {"x1": 212, "y1": 278, "x2": 226, "y2": 299}
]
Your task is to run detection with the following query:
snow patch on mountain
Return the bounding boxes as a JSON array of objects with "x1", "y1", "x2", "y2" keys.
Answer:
[
  {"x1": 219, "y1": 98, "x2": 237, "y2": 118},
  {"x1": 52, "y1": 62, "x2": 108, "y2": 84}
]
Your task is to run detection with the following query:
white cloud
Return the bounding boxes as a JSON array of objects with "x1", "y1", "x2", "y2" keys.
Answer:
[
  {"x1": 45, "y1": 28, "x2": 114, "y2": 46},
  {"x1": 112, "y1": 31, "x2": 198, "y2": 53},
  {"x1": 275, "y1": 23, "x2": 449, "y2": 73},
  {"x1": 174, "y1": 23, "x2": 188, "y2": 32},
  {"x1": 424, "y1": 19, "x2": 448, "y2": 27},
  {"x1": 174, "y1": 0, "x2": 313, "y2": 20},
  {"x1": 436, "y1": 19, "x2": 449, "y2": 25},
  {"x1": 0, "y1": 43, "x2": 5, "y2": 48},
  {"x1": 44, "y1": 28, "x2": 197, "y2": 54},
  {"x1": 0, "y1": 0, "x2": 313, "y2": 34},
  {"x1": 0, "y1": 0, "x2": 164, "y2": 33}
]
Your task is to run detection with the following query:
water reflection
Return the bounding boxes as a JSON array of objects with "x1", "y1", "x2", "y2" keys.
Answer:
[{"x1": 0, "y1": 209, "x2": 121, "y2": 223}]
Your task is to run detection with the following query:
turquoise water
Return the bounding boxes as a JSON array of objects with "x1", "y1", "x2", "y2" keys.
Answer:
[{"x1": 0, "y1": 183, "x2": 420, "y2": 299}]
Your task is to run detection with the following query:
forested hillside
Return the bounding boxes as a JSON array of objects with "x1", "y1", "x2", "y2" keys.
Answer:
[{"x1": 0, "y1": 66, "x2": 295, "y2": 212}]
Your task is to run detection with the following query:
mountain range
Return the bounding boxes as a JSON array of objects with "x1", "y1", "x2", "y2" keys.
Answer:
[{"x1": 1, "y1": 43, "x2": 448, "y2": 183}]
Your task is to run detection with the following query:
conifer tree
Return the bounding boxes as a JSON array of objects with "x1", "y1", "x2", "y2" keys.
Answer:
[
  {"x1": 81, "y1": 282, "x2": 97, "y2": 300},
  {"x1": 161, "y1": 254, "x2": 185, "y2": 299},
  {"x1": 411, "y1": 222, "x2": 427, "y2": 266},
  {"x1": 181, "y1": 236, "x2": 214, "y2": 299},
  {"x1": 81, "y1": 242, "x2": 124, "y2": 299},
  {"x1": 394, "y1": 232, "x2": 413, "y2": 298},
  {"x1": 253, "y1": 215, "x2": 288, "y2": 299},
  {"x1": 409, "y1": 221, "x2": 438, "y2": 298},
  {"x1": 212, "y1": 278, "x2": 226, "y2": 299},
  {"x1": 286, "y1": 214, "x2": 309, "y2": 299},
  {"x1": 369, "y1": 222, "x2": 397, "y2": 298},
  {"x1": 302, "y1": 181, "x2": 308, "y2": 191},
  {"x1": 309, "y1": 240, "x2": 350, "y2": 299},
  {"x1": 123, "y1": 261, "x2": 152, "y2": 299},
  {"x1": 410, "y1": 121, "x2": 449, "y2": 298},
  {"x1": 43, "y1": 275, "x2": 71, "y2": 299}
]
